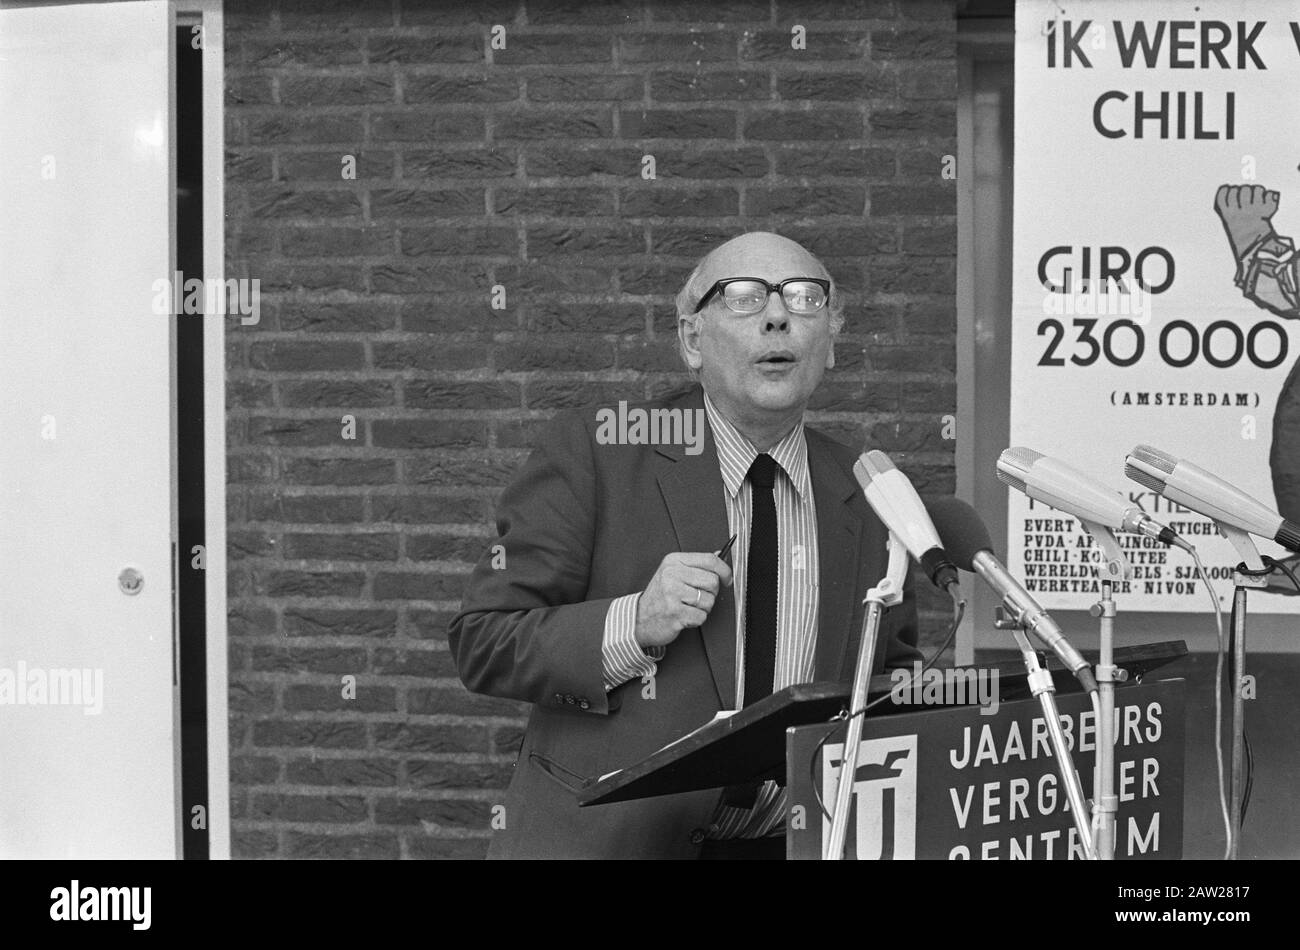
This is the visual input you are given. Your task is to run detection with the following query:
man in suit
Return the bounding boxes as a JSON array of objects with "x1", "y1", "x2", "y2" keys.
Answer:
[{"x1": 449, "y1": 231, "x2": 921, "y2": 859}]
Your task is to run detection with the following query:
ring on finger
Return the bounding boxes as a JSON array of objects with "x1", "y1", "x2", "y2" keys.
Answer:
[{"x1": 694, "y1": 588, "x2": 702, "y2": 607}]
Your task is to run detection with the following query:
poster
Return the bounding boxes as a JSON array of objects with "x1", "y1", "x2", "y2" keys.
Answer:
[{"x1": 1010, "y1": 0, "x2": 1300, "y2": 611}]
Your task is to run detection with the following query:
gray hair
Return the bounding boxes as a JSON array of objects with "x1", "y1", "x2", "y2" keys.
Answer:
[{"x1": 673, "y1": 250, "x2": 847, "y2": 376}]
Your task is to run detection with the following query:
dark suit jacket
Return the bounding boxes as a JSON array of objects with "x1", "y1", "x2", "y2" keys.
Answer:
[{"x1": 448, "y1": 384, "x2": 921, "y2": 858}]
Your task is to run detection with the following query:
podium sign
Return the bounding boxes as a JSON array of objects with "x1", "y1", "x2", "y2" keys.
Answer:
[{"x1": 786, "y1": 679, "x2": 1185, "y2": 859}]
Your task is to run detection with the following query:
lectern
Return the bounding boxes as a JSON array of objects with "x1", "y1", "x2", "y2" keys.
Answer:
[{"x1": 578, "y1": 642, "x2": 1187, "y2": 859}]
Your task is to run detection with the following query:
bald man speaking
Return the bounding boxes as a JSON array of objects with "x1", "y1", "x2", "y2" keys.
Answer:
[{"x1": 449, "y1": 232, "x2": 921, "y2": 859}]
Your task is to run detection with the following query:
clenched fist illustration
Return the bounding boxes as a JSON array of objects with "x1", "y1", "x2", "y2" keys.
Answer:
[
  {"x1": 1212, "y1": 182, "x2": 1300, "y2": 577},
  {"x1": 1215, "y1": 184, "x2": 1281, "y2": 261}
]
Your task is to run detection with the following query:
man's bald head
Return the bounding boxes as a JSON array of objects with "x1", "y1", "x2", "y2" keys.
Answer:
[
  {"x1": 673, "y1": 231, "x2": 842, "y2": 439},
  {"x1": 674, "y1": 232, "x2": 845, "y2": 373},
  {"x1": 692, "y1": 231, "x2": 826, "y2": 293}
]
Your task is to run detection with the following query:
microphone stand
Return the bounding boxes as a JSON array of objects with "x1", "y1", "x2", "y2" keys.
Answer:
[
  {"x1": 1216, "y1": 523, "x2": 1266, "y2": 860},
  {"x1": 994, "y1": 609, "x2": 1098, "y2": 859},
  {"x1": 824, "y1": 532, "x2": 908, "y2": 860},
  {"x1": 1079, "y1": 520, "x2": 1131, "y2": 860}
]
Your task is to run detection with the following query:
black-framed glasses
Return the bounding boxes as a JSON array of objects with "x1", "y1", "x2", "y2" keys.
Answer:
[{"x1": 692, "y1": 277, "x2": 830, "y2": 315}]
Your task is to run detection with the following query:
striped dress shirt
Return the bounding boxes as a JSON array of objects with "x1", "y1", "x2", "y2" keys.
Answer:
[{"x1": 600, "y1": 390, "x2": 820, "y2": 840}]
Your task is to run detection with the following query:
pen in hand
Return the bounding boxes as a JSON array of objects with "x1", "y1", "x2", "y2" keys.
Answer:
[{"x1": 637, "y1": 537, "x2": 737, "y2": 648}]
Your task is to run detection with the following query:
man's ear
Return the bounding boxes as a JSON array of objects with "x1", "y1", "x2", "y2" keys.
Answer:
[
  {"x1": 824, "y1": 339, "x2": 835, "y2": 371},
  {"x1": 678, "y1": 314, "x2": 704, "y2": 371}
]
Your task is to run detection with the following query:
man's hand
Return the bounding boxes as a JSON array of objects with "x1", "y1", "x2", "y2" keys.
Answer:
[
  {"x1": 1215, "y1": 184, "x2": 1280, "y2": 261},
  {"x1": 634, "y1": 552, "x2": 733, "y2": 650}
]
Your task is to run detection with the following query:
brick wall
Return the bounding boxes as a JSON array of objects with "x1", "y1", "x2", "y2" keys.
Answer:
[{"x1": 224, "y1": 0, "x2": 957, "y2": 859}]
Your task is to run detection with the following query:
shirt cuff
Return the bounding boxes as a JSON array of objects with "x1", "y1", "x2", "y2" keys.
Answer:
[{"x1": 601, "y1": 592, "x2": 665, "y2": 692}]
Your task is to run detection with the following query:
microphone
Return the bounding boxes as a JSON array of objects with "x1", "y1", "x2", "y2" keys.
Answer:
[
  {"x1": 927, "y1": 497, "x2": 1095, "y2": 689},
  {"x1": 853, "y1": 450, "x2": 960, "y2": 591},
  {"x1": 997, "y1": 447, "x2": 1193, "y2": 553},
  {"x1": 1126, "y1": 445, "x2": 1300, "y2": 554}
]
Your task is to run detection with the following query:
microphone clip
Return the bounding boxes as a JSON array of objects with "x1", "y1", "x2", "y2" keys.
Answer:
[
  {"x1": 865, "y1": 530, "x2": 909, "y2": 608},
  {"x1": 1217, "y1": 521, "x2": 1268, "y2": 582},
  {"x1": 993, "y1": 605, "x2": 1026, "y2": 631},
  {"x1": 1080, "y1": 520, "x2": 1132, "y2": 581}
]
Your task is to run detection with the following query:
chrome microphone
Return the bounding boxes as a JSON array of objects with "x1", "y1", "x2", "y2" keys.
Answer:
[
  {"x1": 927, "y1": 496, "x2": 1095, "y2": 691},
  {"x1": 998, "y1": 447, "x2": 1193, "y2": 553},
  {"x1": 853, "y1": 450, "x2": 959, "y2": 591},
  {"x1": 1126, "y1": 444, "x2": 1300, "y2": 553}
]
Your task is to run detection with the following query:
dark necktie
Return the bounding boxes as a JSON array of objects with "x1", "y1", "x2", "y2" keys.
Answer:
[
  {"x1": 720, "y1": 452, "x2": 779, "y2": 811},
  {"x1": 743, "y1": 452, "x2": 778, "y2": 706}
]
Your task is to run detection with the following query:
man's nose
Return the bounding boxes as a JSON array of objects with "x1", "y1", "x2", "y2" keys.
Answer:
[{"x1": 761, "y1": 291, "x2": 790, "y2": 331}]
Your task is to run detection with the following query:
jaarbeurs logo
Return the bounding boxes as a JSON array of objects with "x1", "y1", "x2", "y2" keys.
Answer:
[{"x1": 821, "y1": 736, "x2": 918, "y2": 860}]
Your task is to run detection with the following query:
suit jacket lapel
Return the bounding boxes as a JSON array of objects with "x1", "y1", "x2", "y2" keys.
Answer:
[
  {"x1": 654, "y1": 390, "x2": 865, "y2": 698},
  {"x1": 808, "y1": 433, "x2": 863, "y2": 682},
  {"x1": 653, "y1": 385, "x2": 737, "y2": 708}
]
